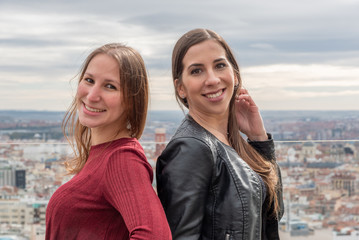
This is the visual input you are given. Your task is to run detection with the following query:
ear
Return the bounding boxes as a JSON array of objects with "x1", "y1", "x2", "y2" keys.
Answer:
[
  {"x1": 234, "y1": 74, "x2": 239, "y2": 87},
  {"x1": 175, "y1": 79, "x2": 186, "y2": 99}
]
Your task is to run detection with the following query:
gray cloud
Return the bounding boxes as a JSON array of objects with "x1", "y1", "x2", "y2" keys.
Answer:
[{"x1": 0, "y1": 0, "x2": 358, "y2": 110}]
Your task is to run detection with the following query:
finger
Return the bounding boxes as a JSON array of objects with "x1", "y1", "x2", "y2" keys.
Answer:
[
  {"x1": 236, "y1": 94, "x2": 257, "y2": 108},
  {"x1": 239, "y1": 87, "x2": 249, "y2": 95},
  {"x1": 236, "y1": 93, "x2": 250, "y2": 101},
  {"x1": 235, "y1": 98, "x2": 250, "y2": 110},
  {"x1": 236, "y1": 88, "x2": 250, "y2": 100}
]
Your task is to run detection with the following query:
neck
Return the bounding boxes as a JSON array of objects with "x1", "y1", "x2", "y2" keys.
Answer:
[
  {"x1": 189, "y1": 110, "x2": 230, "y2": 145},
  {"x1": 91, "y1": 128, "x2": 131, "y2": 145}
]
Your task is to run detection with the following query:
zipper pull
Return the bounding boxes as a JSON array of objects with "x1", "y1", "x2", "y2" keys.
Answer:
[{"x1": 225, "y1": 233, "x2": 230, "y2": 240}]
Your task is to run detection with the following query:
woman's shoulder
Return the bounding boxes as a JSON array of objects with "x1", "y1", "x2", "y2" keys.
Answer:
[
  {"x1": 162, "y1": 116, "x2": 218, "y2": 161},
  {"x1": 108, "y1": 138, "x2": 143, "y2": 152},
  {"x1": 104, "y1": 138, "x2": 152, "y2": 173},
  {"x1": 171, "y1": 115, "x2": 210, "y2": 142}
]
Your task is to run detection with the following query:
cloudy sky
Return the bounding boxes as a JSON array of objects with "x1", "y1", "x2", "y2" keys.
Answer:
[{"x1": 1, "y1": 0, "x2": 358, "y2": 111}]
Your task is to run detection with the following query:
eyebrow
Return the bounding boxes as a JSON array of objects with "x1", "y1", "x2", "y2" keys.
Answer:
[
  {"x1": 187, "y1": 58, "x2": 226, "y2": 69},
  {"x1": 214, "y1": 58, "x2": 226, "y2": 63}
]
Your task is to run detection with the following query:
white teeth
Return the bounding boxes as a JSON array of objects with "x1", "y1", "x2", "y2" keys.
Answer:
[
  {"x1": 206, "y1": 90, "x2": 223, "y2": 99},
  {"x1": 85, "y1": 104, "x2": 105, "y2": 112}
]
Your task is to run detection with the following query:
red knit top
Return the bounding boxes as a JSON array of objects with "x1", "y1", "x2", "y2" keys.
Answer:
[{"x1": 45, "y1": 138, "x2": 171, "y2": 240}]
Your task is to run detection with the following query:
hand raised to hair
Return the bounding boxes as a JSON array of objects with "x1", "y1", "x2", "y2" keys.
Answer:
[{"x1": 235, "y1": 88, "x2": 268, "y2": 141}]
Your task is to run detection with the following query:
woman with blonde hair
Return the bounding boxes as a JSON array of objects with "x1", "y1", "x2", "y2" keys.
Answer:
[{"x1": 46, "y1": 43, "x2": 171, "y2": 240}]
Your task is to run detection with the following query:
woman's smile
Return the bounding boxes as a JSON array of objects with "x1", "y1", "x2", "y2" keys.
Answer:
[
  {"x1": 83, "y1": 103, "x2": 106, "y2": 113},
  {"x1": 203, "y1": 88, "x2": 225, "y2": 99}
]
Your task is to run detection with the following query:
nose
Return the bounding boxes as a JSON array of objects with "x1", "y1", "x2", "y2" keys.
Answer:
[
  {"x1": 205, "y1": 69, "x2": 220, "y2": 86},
  {"x1": 87, "y1": 86, "x2": 101, "y2": 102}
]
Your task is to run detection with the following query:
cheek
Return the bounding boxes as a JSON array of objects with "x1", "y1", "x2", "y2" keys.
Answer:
[
  {"x1": 76, "y1": 83, "x2": 85, "y2": 96},
  {"x1": 180, "y1": 78, "x2": 194, "y2": 95},
  {"x1": 185, "y1": 81, "x2": 201, "y2": 98},
  {"x1": 76, "y1": 83, "x2": 89, "y2": 102},
  {"x1": 108, "y1": 95, "x2": 124, "y2": 110},
  {"x1": 226, "y1": 73, "x2": 236, "y2": 88}
]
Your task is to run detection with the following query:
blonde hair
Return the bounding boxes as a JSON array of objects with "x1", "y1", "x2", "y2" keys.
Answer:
[
  {"x1": 62, "y1": 43, "x2": 149, "y2": 174},
  {"x1": 172, "y1": 29, "x2": 279, "y2": 214}
]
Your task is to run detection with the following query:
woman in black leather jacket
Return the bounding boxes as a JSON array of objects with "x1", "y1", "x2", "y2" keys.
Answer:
[{"x1": 156, "y1": 28, "x2": 284, "y2": 240}]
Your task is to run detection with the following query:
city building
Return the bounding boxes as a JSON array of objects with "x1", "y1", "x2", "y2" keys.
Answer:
[
  {"x1": 154, "y1": 128, "x2": 166, "y2": 158},
  {"x1": 331, "y1": 172, "x2": 356, "y2": 196}
]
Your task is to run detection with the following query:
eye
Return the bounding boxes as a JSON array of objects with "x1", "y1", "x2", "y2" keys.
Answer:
[
  {"x1": 190, "y1": 68, "x2": 202, "y2": 75},
  {"x1": 216, "y1": 62, "x2": 226, "y2": 69},
  {"x1": 105, "y1": 84, "x2": 117, "y2": 90},
  {"x1": 84, "y1": 78, "x2": 94, "y2": 84}
]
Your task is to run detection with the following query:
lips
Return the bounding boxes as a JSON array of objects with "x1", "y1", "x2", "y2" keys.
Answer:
[
  {"x1": 84, "y1": 104, "x2": 106, "y2": 112},
  {"x1": 204, "y1": 89, "x2": 224, "y2": 99}
]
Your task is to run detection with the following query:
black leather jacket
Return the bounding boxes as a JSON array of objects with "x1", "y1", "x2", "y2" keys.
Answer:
[{"x1": 156, "y1": 115, "x2": 284, "y2": 240}]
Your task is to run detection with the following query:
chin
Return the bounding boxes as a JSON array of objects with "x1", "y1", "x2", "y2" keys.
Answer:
[{"x1": 78, "y1": 119, "x2": 96, "y2": 129}]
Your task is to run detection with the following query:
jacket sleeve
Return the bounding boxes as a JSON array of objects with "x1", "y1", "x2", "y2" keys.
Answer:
[
  {"x1": 248, "y1": 133, "x2": 284, "y2": 220},
  {"x1": 247, "y1": 133, "x2": 276, "y2": 161},
  {"x1": 156, "y1": 137, "x2": 214, "y2": 240}
]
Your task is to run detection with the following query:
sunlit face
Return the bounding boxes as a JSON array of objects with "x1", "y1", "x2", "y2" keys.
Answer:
[
  {"x1": 77, "y1": 53, "x2": 126, "y2": 136},
  {"x1": 177, "y1": 40, "x2": 238, "y2": 119}
]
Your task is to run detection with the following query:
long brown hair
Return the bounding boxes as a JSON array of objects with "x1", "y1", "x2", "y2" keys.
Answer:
[
  {"x1": 172, "y1": 29, "x2": 279, "y2": 214},
  {"x1": 62, "y1": 43, "x2": 149, "y2": 174}
]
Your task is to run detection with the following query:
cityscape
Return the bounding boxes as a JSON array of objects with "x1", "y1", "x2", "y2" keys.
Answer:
[{"x1": 0, "y1": 110, "x2": 358, "y2": 240}]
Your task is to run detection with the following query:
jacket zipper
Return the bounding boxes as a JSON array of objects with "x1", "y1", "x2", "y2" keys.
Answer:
[{"x1": 225, "y1": 233, "x2": 231, "y2": 240}]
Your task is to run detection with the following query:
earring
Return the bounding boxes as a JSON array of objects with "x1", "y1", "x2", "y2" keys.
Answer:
[{"x1": 180, "y1": 94, "x2": 185, "y2": 99}]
